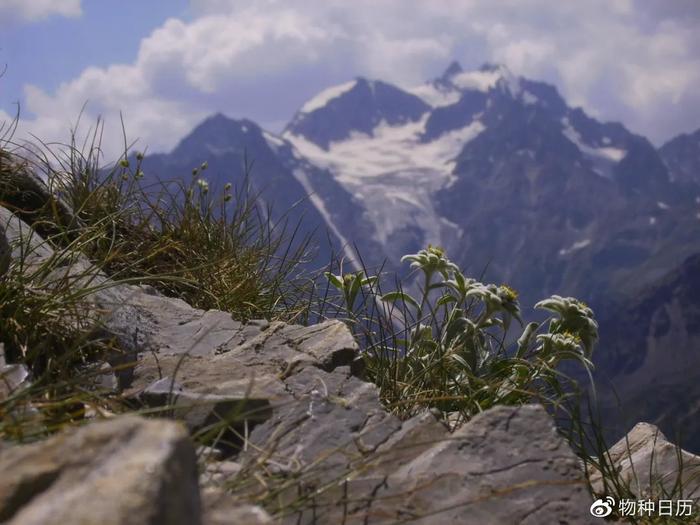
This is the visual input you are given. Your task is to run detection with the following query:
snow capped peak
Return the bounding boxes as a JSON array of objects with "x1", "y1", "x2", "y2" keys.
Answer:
[
  {"x1": 451, "y1": 67, "x2": 517, "y2": 93},
  {"x1": 300, "y1": 80, "x2": 358, "y2": 114},
  {"x1": 410, "y1": 62, "x2": 523, "y2": 108},
  {"x1": 452, "y1": 70, "x2": 498, "y2": 91},
  {"x1": 442, "y1": 62, "x2": 517, "y2": 93}
]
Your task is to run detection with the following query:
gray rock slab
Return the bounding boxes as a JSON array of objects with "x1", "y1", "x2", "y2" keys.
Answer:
[
  {"x1": 244, "y1": 366, "x2": 403, "y2": 481},
  {"x1": 202, "y1": 488, "x2": 273, "y2": 525},
  {"x1": 244, "y1": 400, "x2": 595, "y2": 524},
  {"x1": 590, "y1": 422, "x2": 700, "y2": 500},
  {"x1": 0, "y1": 206, "x2": 54, "y2": 268},
  {"x1": 0, "y1": 344, "x2": 30, "y2": 401},
  {"x1": 0, "y1": 415, "x2": 201, "y2": 525},
  {"x1": 365, "y1": 404, "x2": 595, "y2": 525}
]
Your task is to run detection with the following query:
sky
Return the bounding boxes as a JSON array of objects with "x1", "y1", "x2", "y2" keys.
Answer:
[{"x1": 1, "y1": 0, "x2": 699, "y2": 159}]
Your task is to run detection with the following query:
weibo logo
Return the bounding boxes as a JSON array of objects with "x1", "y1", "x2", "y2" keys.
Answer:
[{"x1": 590, "y1": 496, "x2": 615, "y2": 518}]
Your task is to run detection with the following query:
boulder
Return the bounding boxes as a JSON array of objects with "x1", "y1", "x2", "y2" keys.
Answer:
[
  {"x1": 0, "y1": 416, "x2": 201, "y2": 525},
  {"x1": 124, "y1": 317, "x2": 360, "y2": 458},
  {"x1": 590, "y1": 422, "x2": 700, "y2": 500},
  {"x1": 238, "y1": 367, "x2": 595, "y2": 524},
  {"x1": 368, "y1": 404, "x2": 595, "y2": 525}
]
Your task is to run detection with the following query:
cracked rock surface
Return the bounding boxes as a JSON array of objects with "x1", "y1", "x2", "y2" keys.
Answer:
[
  {"x1": 589, "y1": 422, "x2": 700, "y2": 501},
  {"x1": 0, "y1": 416, "x2": 200, "y2": 525}
]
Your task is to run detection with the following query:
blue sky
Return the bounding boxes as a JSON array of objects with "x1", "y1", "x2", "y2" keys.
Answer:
[
  {"x1": 1, "y1": 0, "x2": 699, "y2": 158},
  {"x1": 1, "y1": 1, "x2": 191, "y2": 111}
]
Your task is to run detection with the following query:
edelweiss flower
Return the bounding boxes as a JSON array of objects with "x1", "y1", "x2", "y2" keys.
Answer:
[
  {"x1": 536, "y1": 331, "x2": 582, "y2": 353},
  {"x1": 535, "y1": 295, "x2": 598, "y2": 355},
  {"x1": 401, "y1": 245, "x2": 459, "y2": 279}
]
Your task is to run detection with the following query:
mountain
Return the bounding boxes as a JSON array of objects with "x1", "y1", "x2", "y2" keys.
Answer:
[
  {"x1": 135, "y1": 63, "x2": 700, "y2": 313},
  {"x1": 285, "y1": 78, "x2": 430, "y2": 149},
  {"x1": 283, "y1": 62, "x2": 700, "y2": 309},
  {"x1": 138, "y1": 113, "x2": 382, "y2": 269},
  {"x1": 594, "y1": 253, "x2": 700, "y2": 452},
  {"x1": 660, "y1": 128, "x2": 700, "y2": 186}
]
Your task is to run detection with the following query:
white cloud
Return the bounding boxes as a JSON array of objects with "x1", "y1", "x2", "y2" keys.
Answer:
[
  {"x1": 4, "y1": 0, "x2": 699, "y2": 158},
  {"x1": 0, "y1": 0, "x2": 82, "y2": 23}
]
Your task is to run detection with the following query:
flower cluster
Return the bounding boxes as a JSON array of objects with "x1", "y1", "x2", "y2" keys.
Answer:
[
  {"x1": 401, "y1": 245, "x2": 459, "y2": 279},
  {"x1": 326, "y1": 245, "x2": 599, "y2": 420},
  {"x1": 534, "y1": 295, "x2": 598, "y2": 356}
]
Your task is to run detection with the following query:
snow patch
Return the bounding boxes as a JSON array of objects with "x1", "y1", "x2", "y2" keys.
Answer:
[
  {"x1": 409, "y1": 83, "x2": 461, "y2": 108},
  {"x1": 286, "y1": 115, "x2": 485, "y2": 184},
  {"x1": 561, "y1": 117, "x2": 626, "y2": 177},
  {"x1": 300, "y1": 80, "x2": 357, "y2": 113},
  {"x1": 559, "y1": 239, "x2": 591, "y2": 256},
  {"x1": 649, "y1": 216, "x2": 657, "y2": 226},
  {"x1": 451, "y1": 65, "x2": 521, "y2": 95},
  {"x1": 451, "y1": 70, "x2": 502, "y2": 92},
  {"x1": 521, "y1": 91, "x2": 538, "y2": 105},
  {"x1": 285, "y1": 115, "x2": 482, "y2": 246},
  {"x1": 657, "y1": 201, "x2": 670, "y2": 210},
  {"x1": 263, "y1": 131, "x2": 286, "y2": 151}
]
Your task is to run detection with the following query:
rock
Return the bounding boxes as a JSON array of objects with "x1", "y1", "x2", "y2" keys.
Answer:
[
  {"x1": 94, "y1": 362, "x2": 120, "y2": 392},
  {"x1": 0, "y1": 206, "x2": 54, "y2": 268},
  {"x1": 197, "y1": 445, "x2": 225, "y2": 463},
  {"x1": 0, "y1": 205, "x2": 362, "y2": 458},
  {"x1": 238, "y1": 368, "x2": 594, "y2": 524},
  {"x1": 201, "y1": 488, "x2": 272, "y2": 525},
  {"x1": 277, "y1": 321, "x2": 363, "y2": 374},
  {"x1": 366, "y1": 404, "x2": 595, "y2": 525},
  {"x1": 138, "y1": 376, "x2": 273, "y2": 457},
  {"x1": 124, "y1": 318, "x2": 360, "y2": 457},
  {"x1": 0, "y1": 153, "x2": 81, "y2": 238},
  {"x1": 1, "y1": 343, "x2": 40, "y2": 437},
  {"x1": 0, "y1": 344, "x2": 30, "y2": 400},
  {"x1": 0, "y1": 416, "x2": 201, "y2": 525},
  {"x1": 589, "y1": 422, "x2": 700, "y2": 500},
  {"x1": 245, "y1": 365, "x2": 403, "y2": 478},
  {"x1": 200, "y1": 459, "x2": 242, "y2": 487}
]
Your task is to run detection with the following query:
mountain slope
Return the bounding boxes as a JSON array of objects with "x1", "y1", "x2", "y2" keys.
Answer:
[
  {"x1": 139, "y1": 113, "x2": 382, "y2": 269},
  {"x1": 660, "y1": 128, "x2": 700, "y2": 186},
  {"x1": 285, "y1": 78, "x2": 430, "y2": 149},
  {"x1": 594, "y1": 253, "x2": 700, "y2": 452}
]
